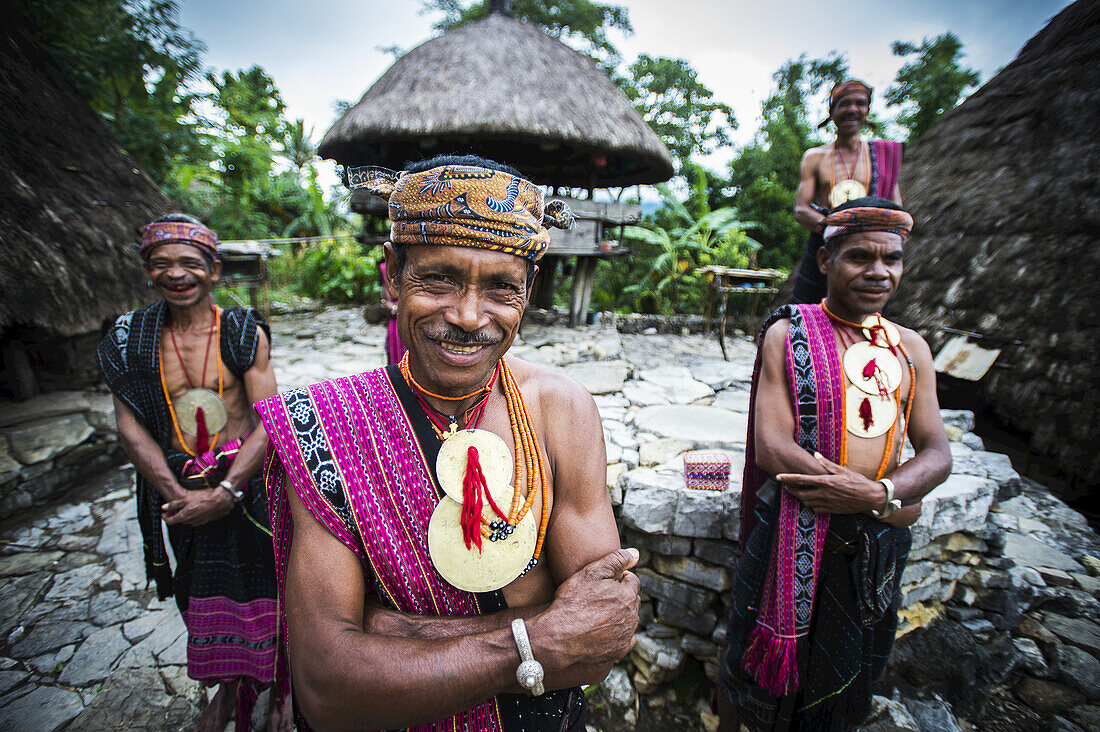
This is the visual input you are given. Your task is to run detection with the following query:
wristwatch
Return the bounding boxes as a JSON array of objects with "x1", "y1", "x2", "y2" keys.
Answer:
[
  {"x1": 218, "y1": 479, "x2": 244, "y2": 503},
  {"x1": 510, "y1": 619, "x2": 545, "y2": 696},
  {"x1": 871, "y1": 477, "x2": 901, "y2": 519}
]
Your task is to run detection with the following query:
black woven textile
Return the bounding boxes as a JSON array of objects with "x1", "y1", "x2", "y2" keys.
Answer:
[
  {"x1": 719, "y1": 479, "x2": 911, "y2": 731},
  {"x1": 96, "y1": 300, "x2": 274, "y2": 605}
]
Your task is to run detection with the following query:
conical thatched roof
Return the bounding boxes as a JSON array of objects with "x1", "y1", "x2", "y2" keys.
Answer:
[
  {"x1": 892, "y1": 0, "x2": 1100, "y2": 486},
  {"x1": 320, "y1": 11, "x2": 674, "y2": 188},
  {"x1": 0, "y1": 19, "x2": 172, "y2": 337}
]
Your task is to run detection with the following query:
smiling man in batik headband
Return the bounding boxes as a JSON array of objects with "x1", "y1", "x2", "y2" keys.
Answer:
[
  {"x1": 716, "y1": 196, "x2": 951, "y2": 732},
  {"x1": 255, "y1": 155, "x2": 641, "y2": 732},
  {"x1": 790, "y1": 79, "x2": 906, "y2": 305},
  {"x1": 97, "y1": 214, "x2": 288, "y2": 732}
]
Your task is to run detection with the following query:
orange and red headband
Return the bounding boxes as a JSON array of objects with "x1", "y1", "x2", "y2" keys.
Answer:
[{"x1": 139, "y1": 221, "x2": 218, "y2": 261}]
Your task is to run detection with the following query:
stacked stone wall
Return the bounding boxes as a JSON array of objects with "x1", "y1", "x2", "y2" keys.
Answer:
[{"x1": 0, "y1": 390, "x2": 125, "y2": 518}]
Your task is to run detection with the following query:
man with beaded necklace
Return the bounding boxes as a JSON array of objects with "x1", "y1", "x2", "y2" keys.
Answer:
[
  {"x1": 717, "y1": 197, "x2": 952, "y2": 731},
  {"x1": 790, "y1": 79, "x2": 905, "y2": 305},
  {"x1": 255, "y1": 155, "x2": 641, "y2": 731},
  {"x1": 97, "y1": 214, "x2": 288, "y2": 731}
]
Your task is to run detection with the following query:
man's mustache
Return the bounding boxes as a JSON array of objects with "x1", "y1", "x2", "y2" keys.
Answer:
[{"x1": 424, "y1": 326, "x2": 500, "y2": 345}]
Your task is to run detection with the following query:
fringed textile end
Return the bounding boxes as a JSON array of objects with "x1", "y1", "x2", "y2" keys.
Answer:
[{"x1": 741, "y1": 625, "x2": 799, "y2": 697}]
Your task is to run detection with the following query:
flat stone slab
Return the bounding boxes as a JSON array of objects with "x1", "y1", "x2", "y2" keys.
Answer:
[
  {"x1": 558, "y1": 362, "x2": 630, "y2": 395},
  {"x1": 58, "y1": 625, "x2": 130, "y2": 686},
  {"x1": 1003, "y1": 534, "x2": 1084, "y2": 572},
  {"x1": 0, "y1": 392, "x2": 92, "y2": 429},
  {"x1": 0, "y1": 685, "x2": 84, "y2": 732},
  {"x1": 636, "y1": 366, "x2": 714, "y2": 404},
  {"x1": 688, "y1": 360, "x2": 753, "y2": 389},
  {"x1": 4, "y1": 414, "x2": 93, "y2": 464},
  {"x1": 1044, "y1": 613, "x2": 1100, "y2": 657},
  {"x1": 633, "y1": 405, "x2": 746, "y2": 447}
]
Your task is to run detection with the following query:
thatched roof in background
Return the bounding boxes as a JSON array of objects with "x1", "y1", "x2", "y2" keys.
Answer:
[
  {"x1": 320, "y1": 11, "x2": 674, "y2": 188},
  {"x1": 891, "y1": 0, "x2": 1100, "y2": 485},
  {"x1": 0, "y1": 20, "x2": 172, "y2": 337}
]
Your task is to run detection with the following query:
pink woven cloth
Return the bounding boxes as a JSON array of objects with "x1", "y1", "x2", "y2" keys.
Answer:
[
  {"x1": 255, "y1": 368, "x2": 502, "y2": 732},
  {"x1": 739, "y1": 304, "x2": 845, "y2": 696}
]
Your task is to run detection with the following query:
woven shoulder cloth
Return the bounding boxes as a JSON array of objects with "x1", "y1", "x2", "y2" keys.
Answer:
[{"x1": 255, "y1": 367, "x2": 505, "y2": 732}]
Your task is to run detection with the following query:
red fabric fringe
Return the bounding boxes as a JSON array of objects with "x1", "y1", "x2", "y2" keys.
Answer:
[
  {"x1": 461, "y1": 446, "x2": 486, "y2": 551},
  {"x1": 195, "y1": 406, "x2": 209, "y2": 454},
  {"x1": 859, "y1": 397, "x2": 874, "y2": 430},
  {"x1": 741, "y1": 625, "x2": 800, "y2": 697}
]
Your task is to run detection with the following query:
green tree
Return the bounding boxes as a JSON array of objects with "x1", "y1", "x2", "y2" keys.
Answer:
[
  {"x1": 886, "y1": 33, "x2": 980, "y2": 142},
  {"x1": 726, "y1": 54, "x2": 848, "y2": 269},
  {"x1": 424, "y1": 0, "x2": 632, "y2": 72},
  {"x1": 16, "y1": 0, "x2": 210, "y2": 184},
  {"x1": 623, "y1": 55, "x2": 736, "y2": 173}
]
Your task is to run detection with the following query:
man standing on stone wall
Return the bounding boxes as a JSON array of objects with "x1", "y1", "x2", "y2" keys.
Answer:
[
  {"x1": 790, "y1": 80, "x2": 904, "y2": 305},
  {"x1": 96, "y1": 214, "x2": 288, "y2": 731},
  {"x1": 718, "y1": 198, "x2": 951, "y2": 730}
]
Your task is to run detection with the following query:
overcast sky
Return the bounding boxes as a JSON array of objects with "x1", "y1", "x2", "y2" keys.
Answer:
[{"x1": 179, "y1": 0, "x2": 1073, "y2": 178}]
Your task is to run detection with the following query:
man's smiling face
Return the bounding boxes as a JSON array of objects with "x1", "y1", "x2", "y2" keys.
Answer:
[
  {"x1": 145, "y1": 243, "x2": 220, "y2": 309},
  {"x1": 390, "y1": 244, "x2": 532, "y2": 397},
  {"x1": 831, "y1": 91, "x2": 870, "y2": 136}
]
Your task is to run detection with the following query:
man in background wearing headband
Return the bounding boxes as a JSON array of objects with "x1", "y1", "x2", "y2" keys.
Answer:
[
  {"x1": 718, "y1": 198, "x2": 951, "y2": 731},
  {"x1": 255, "y1": 155, "x2": 641, "y2": 732},
  {"x1": 97, "y1": 214, "x2": 287, "y2": 731},
  {"x1": 790, "y1": 79, "x2": 905, "y2": 305}
]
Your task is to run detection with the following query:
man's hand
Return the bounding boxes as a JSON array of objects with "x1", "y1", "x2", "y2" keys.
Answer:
[
  {"x1": 162, "y1": 487, "x2": 235, "y2": 526},
  {"x1": 777, "y1": 452, "x2": 886, "y2": 515},
  {"x1": 530, "y1": 548, "x2": 641, "y2": 672}
]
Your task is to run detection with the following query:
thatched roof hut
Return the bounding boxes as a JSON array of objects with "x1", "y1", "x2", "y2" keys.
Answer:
[
  {"x1": 0, "y1": 20, "x2": 171, "y2": 339},
  {"x1": 892, "y1": 0, "x2": 1100, "y2": 487},
  {"x1": 319, "y1": 5, "x2": 674, "y2": 189}
]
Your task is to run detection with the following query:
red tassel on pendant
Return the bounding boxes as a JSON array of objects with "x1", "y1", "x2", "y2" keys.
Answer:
[
  {"x1": 194, "y1": 406, "x2": 209, "y2": 454},
  {"x1": 858, "y1": 398, "x2": 874, "y2": 431},
  {"x1": 461, "y1": 446, "x2": 486, "y2": 552}
]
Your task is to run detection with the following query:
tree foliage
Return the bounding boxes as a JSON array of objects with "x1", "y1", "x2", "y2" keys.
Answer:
[
  {"x1": 886, "y1": 33, "x2": 980, "y2": 142},
  {"x1": 16, "y1": 0, "x2": 209, "y2": 185},
  {"x1": 623, "y1": 55, "x2": 736, "y2": 173},
  {"x1": 725, "y1": 54, "x2": 847, "y2": 269},
  {"x1": 424, "y1": 0, "x2": 632, "y2": 71}
]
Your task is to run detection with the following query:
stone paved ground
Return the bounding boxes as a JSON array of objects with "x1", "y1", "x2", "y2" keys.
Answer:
[{"x1": 1, "y1": 306, "x2": 1096, "y2": 731}]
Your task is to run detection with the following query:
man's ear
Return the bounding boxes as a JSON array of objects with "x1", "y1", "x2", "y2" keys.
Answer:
[
  {"x1": 382, "y1": 243, "x2": 399, "y2": 301},
  {"x1": 210, "y1": 259, "x2": 223, "y2": 284},
  {"x1": 524, "y1": 264, "x2": 539, "y2": 307},
  {"x1": 816, "y1": 245, "x2": 831, "y2": 276}
]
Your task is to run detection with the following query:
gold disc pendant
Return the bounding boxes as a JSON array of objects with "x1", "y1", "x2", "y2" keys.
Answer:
[
  {"x1": 175, "y1": 388, "x2": 228, "y2": 435},
  {"x1": 843, "y1": 341, "x2": 902, "y2": 396},
  {"x1": 434, "y1": 429, "x2": 514, "y2": 505},
  {"x1": 845, "y1": 384, "x2": 898, "y2": 439},
  {"x1": 427, "y1": 500, "x2": 536, "y2": 592},
  {"x1": 860, "y1": 314, "x2": 901, "y2": 348},
  {"x1": 828, "y1": 179, "x2": 867, "y2": 208}
]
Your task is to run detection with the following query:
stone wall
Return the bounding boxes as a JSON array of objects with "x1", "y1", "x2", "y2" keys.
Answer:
[
  {"x1": 607, "y1": 406, "x2": 1036, "y2": 709},
  {"x1": 0, "y1": 390, "x2": 125, "y2": 518}
]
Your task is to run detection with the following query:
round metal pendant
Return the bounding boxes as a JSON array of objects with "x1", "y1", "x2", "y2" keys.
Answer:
[
  {"x1": 828, "y1": 179, "x2": 867, "y2": 208},
  {"x1": 435, "y1": 429, "x2": 514, "y2": 505},
  {"x1": 845, "y1": 384, "x2": 898, "y2": 439},
  {"x1": 860, "y1": 314, "x2": 901, "y2": 348},
  {"x1": 427, "y1": 498, "x2": 536, "y2": 593},
  {"x1": 175, "y1": 388, "x2": 228, "y2": 435},
  {"x1": 843, "y1": 341, "x2": 902, "y2": 396}
]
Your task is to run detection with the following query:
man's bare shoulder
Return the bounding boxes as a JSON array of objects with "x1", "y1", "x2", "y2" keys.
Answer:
[
  {"x1": 505, "y1": 356, "x2": 597, "y2": 413},
  {"x1": 761, "y1": 318, "x2": 792, "y2": 351},
  {"x1": 802, "y1": 144, "x2": 831, "y2": 163},
  {"x1": 897, "y1": 324, "x2": 934, "y2": 364}
]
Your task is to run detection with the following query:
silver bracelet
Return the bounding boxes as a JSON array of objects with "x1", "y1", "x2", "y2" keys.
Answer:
[
  {"x1": 871, "y1": 477, "x2": 901, "y2": 518},
  {"x1": 510, "y1": 618, "x2": 545, "y2": 696},
  {"x1": 218, "y1": 479, "x2": 244, "y2": 503}
]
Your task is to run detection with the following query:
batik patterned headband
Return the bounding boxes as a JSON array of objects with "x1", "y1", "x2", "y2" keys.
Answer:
[
  {"x1": 822, "y1": 206, "x2": 913, "y2": 242},
  {"x1": 348, "y1": 165, "x2": 574, "y2": 261},
  {"x1": 818, "y1": 79, "x2": 874, "y2": 128},
  {"x1": 139, "y1": 222, "x2": 218, "y2": 260}
]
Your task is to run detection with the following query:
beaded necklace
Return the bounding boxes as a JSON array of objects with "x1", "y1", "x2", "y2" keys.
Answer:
[
  {"x1": 401, "y1": 354, "x2": 551, "y2": 570},
  {"x1": 821, "y1": 302, "x2": 916, "y2": 480},
  {"x1": 159, "y1": 306, "x2": 223, "y2": 456}
]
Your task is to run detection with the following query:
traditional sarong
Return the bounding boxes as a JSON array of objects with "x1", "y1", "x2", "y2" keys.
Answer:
[
  {"x1": 789, "y1": 140, "x2": 904, "y2": 305},
  {"x1": 256, "y1": 364, "x2": 585, "y2": 732},
  {"x1": 718, "y1": 304, "x2": 911, "y2": 731},
  {"x1": 97, "y1": 300, "x2": 281, "y2": 729}
]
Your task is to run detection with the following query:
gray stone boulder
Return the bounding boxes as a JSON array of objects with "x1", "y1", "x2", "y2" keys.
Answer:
[
  {"x1": 558, "y1": 361, "x2": 630, "y2": 394},
  {"x1": 4, "y1": 414, "x2": 93, "y2": 465},
  {"x1": 633, "y1": 405, "x2": 746, "y2": 448},
  {"x1": 910, "y1": 475, "x2": 997, "y2": 549},
  {"x1": 620, "y1": 468, "x2": 740, "y2": 539}
]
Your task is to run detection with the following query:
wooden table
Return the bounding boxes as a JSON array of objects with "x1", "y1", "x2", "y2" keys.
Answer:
[{"x1": 697, "y1": 266, "x2": 784, "y2": 360}]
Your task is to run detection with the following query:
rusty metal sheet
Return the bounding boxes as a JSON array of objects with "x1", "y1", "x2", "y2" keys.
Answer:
[{"x1": 933, "y1": 335, "x2": 1002, "y2": 381}]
